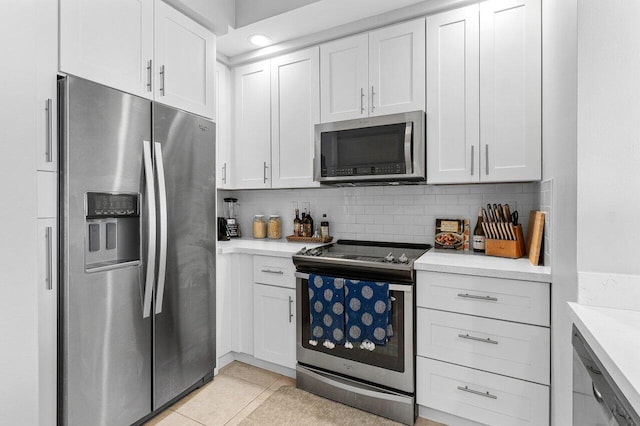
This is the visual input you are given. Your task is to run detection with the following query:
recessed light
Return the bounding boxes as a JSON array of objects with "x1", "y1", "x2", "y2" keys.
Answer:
[{"x1": 249, "y1": 34, "x2": 272, "y2": 47}]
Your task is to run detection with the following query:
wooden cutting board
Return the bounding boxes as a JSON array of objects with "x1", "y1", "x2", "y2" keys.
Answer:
[{"x1": 525, "y1": 211, "x2": 545, "y2": 266}]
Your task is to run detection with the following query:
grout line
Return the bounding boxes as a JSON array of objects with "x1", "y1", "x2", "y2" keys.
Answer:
[
  {"x1": 222, "y1": 384, "x2": 278, "y2": 425},
  {"x1": 170, "y1": 410, "x2": 208, "y2": 425}
]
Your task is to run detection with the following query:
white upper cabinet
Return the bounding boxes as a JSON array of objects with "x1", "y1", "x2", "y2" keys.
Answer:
[
  {"x1": 233, "y1": 60, "x2": 271, "y2": 189},
  {"x1": 155, "y1": 1, "x2": 215, "y2": 118},
  {"x1": 320, "y1": 19, "x2": 425, "y2": 123},
  {"x1": 271, "y1": 47, "x2": 320, "y2": 188},
  {"x1": 60, "y1": 0, "x2": 215, "y2": 118},
  {"x1": 426, "y1": 0, "x2": 541, "y2": 184},
  {"x1": 426, "y1": 4, "x2": 480, "y2": 184},
  {"x1": 369, "y1": 18, "x2": 425, "y2": 116},
  {"x1": 216, "y1": 62, "x2": 232, "y2": 189},
  {"x1": 320, "y1": 34, "x2": 369, "y2": 123},
  {"x1": 60, "y1": 0, "x2": 154, "y2": 99},
  {"x1": 480, "y1": 0, "x2": 541, "y2": 182}
]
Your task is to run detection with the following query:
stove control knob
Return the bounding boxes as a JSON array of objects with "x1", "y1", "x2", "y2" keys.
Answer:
[
  {"x1": 385, "y1": 252, "x2": 394, "y2": 262},
  {"x1": 399, "y1": 253, "x2": 408, "y2": 263}
]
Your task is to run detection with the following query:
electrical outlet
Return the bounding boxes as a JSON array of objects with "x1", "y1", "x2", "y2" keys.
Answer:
[{"x1": 301, "y1": 201, "x2": 310, "y2": 213}]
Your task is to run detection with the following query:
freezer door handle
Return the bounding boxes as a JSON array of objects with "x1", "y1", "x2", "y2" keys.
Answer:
[
  {"x1": 154, "y1": 142, "x2": 168, "y2": 315},
  {"x1": 142, "y1": 140, "x2": 156, "y2": 318}
]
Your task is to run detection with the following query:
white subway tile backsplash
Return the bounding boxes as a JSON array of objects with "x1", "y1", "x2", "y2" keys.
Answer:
[{"x1": 218, "y1": 181, "x2": 543, "y2": 247}]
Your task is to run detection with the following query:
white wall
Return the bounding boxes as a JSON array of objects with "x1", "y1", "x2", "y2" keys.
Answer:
[
  {"x1": 0, "y1": 2, "x2": 40, "y2": 424},
  {"x1": 220, "y1": 183, "x2": 540, "y2": 247},
  {"x1": 576, "y1": 1, "x2": 640, "y2": 310},
  {"x1": 542, "y1": 0, "x2": 578, "y2": 425}
]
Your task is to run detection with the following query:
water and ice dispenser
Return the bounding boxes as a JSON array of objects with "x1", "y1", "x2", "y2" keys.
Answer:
[{"x1": 85, "y1": 192, "x2": 140, "y2": 271}]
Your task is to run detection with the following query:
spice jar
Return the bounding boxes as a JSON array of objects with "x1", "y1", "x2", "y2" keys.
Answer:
[
  {"x1": 252, "y1": 215, "x2": 267, "y2": 239},
  {"x1": 267, "y1": 215, "x2": 282, "y2": 239}
]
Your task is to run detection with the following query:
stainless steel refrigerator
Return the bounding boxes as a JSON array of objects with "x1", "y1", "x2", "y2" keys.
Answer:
[{"x1": 59, "y1": 76, "x2": 216, "y2": 425}]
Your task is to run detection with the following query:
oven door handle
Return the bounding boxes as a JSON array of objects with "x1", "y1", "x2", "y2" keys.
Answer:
[{"x1": 295, "y1": 272, "x2": 411, "y2": 293}]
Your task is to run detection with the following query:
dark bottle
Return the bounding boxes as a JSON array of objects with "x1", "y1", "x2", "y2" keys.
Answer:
[
  {"x1": 320, "y1": 214, "x2": 330, "y2": 238},
  {"x1": 302, "y1": 211, "x2": 311, "y2": 237},
  {"x1": 473, "y1": 207, "x2": 486, "y2": 253},
  {"x1": 306, "y1": 210, "x2": 314, "y2": 237},
  {"x1": 293, "y1": 208, "x2": 301, "y2": 236}
]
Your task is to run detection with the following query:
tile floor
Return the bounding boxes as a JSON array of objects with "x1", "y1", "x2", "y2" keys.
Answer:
[{"x1": 145, "y1": 361, "x2": 442, "y2": 426}]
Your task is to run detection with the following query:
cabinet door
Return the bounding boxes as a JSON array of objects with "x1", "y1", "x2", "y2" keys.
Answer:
[
  {"x1": 59, "y1": 0, "x2": 153, "y2": 99},
  {"x1": 216, "y1": 62, "x2": 232, "y2": 189},
  {"x1": 234, "y1": 61, "x2": 271, "y2": 189},
  {"x1": 155, "y1": 0, "x2": 215, "y2": 118},
  {"x1": 271, "y1": 47, "x2": 320, "y2": 188},
  {"x1": 426, "y1": 5, "x2": 480, "y2": 184},
  {"x1": 37, "y1": 218, "x2": 57, "y2": 426},
  {"x1": 320, "y1": 34, "x2": 369, "y2": 123},
  {"x1": 253, "y1": 284, "x2": 296, "y2": 369},
  {"x1": 369, "y1": 19, "x2": 425, "y2": 116},
  {"x1": 480, "y1": 0, "x2": 541, "y2": 182},
  {"x1": 36, "y1": 0, "x2": 58, "y2": 172}
]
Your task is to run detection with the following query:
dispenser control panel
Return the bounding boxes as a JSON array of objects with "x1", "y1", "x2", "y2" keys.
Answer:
[{"x1": 86, "y1": 192, "x2": 139, "y2": 218}]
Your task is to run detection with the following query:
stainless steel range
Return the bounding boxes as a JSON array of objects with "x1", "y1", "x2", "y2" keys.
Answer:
[{"x1": 293, "y1": 240, "x2": 431, "y2": 425}]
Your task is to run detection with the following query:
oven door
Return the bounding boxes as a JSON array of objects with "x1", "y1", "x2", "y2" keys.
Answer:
[{"x1": 295, "y1": 272, "x2": 414, "y2": 394}]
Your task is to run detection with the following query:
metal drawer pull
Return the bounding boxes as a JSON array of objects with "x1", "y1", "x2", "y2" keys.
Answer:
[
  {"x1": 288, "y1": 296, "x2": 294, "y2": 323},
  {"x1": 263, "y1": 161, "x2": 268, "y2": 183},
  {"x1": 146, "y1": 59, "x2": 152, "y2": 92},
  {"x1": 160, "y1": 65, "x2": 165, "y2": 96},
  {"x1": 45, "y1": 99, "x2": 53, "y2": 162},
  {"x1": 485, "y1": 144, "x2": 489, "y2": 175},
  {"x1": 457, "y1": 293, "x2": 498, "y2": 302},
  {"x1": 470, "y1": 145, "x2": 474, "y2": 175},
  {"x1": 457, "y1": 385, "x2": 497, "y2": 399},
  {"x1": 458, "y1": 333, "x2": 498, "y2": 344},
  {"x1": 45, "y1": 226, "x2": 53, "y2": 290},
  {"x1": 222, "y1": 163, "x2": 227, "y2": 184},
  {"x1": 360, "y1": 88, "x2": 365, "y2": 114},
  {"x1": 262, "y1": 269, "x2": 284, "y2": 275},
  {"x1": 371, "y1": 86, "x2": 376, "y2": 113}
]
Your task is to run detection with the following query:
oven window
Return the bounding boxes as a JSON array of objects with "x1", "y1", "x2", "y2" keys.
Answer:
[
  {"x1": 320, "y1": 123, "x2": 409, "y2": 177},
  {"x1": 300, "y1": 277, "x2": 405, "y2": 372}
]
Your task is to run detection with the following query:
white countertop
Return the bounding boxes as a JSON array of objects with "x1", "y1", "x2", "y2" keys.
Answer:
[
  {"x1": 414, "y1": 249, "x2": 551, "y2": 282},
  {"x1": 217, "y1": 238, "x2": 324, "y2": 258},
  {"x1": 568, "y1": 302, "x2": 640, "y2": 414}
]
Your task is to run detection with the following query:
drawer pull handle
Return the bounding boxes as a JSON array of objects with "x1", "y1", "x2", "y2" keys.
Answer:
[
  {"x1": 457, "y1": 293, "x2": 498, "y2": 302},
  {"x1": 288, "y1": 296, "x2": 294, "y2": 323},
  {"x1": 261, "y1": 269, "x2": 284, "y2": 275},
  {"x1": 457, "y1": 385, "x2": 497, "y2": 400},
  {"x1": 458, "y1": 333, "x2": 498, "y2": 345}
]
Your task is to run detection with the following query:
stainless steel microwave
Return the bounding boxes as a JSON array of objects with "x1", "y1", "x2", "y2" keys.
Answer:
[{"x1": 314, "y1": 110, "x2": 425, "y2": 183}]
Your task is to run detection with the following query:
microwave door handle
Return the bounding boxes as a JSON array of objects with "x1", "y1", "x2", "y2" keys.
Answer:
[{"x1": 404, "y1": 122, "x2": 413, "y2": 174}]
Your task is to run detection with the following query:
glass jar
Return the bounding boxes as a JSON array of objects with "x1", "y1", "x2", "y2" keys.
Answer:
[
  {"x1": 252, "y1": 215, "x2": 267, "y2": 239},
  {"x1": 267, "y1": 215, "x2": 282, "y2": 239}
]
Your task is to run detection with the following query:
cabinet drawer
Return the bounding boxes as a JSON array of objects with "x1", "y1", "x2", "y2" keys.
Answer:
[
  {"x1": 416, "y1": 271, "x2": 550, "y2": 326},
  {"x1": 253, "y1": 255, "x2": 295, "y2": 288},
  {"x1": 416, "y1": 357, "x2": 549, "y2": 426},
  {"x1": 416, "y1": 308, "x2": 550, "y2": 385}
]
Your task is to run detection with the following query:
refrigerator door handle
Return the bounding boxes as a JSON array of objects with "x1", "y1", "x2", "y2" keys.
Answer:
[
  {"x1": 142, "y1": 140, "x2": 156, "y2": 318},
  {"x1": 153, "y1": 142, "x2": 168, "y2": 315}
]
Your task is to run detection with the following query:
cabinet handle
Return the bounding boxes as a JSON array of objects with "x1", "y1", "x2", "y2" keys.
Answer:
[
  {"x1": 45, "y1": 226, "x2": 53, "y2": 290},
  {"x1": 457, "y1": 385, "x2": 497, "y2": 400},
  {"x1": 485, "y1": 144, "x2": 489, "y2": 175},
  {"x1": 457, "y1": 293, "x2": 498, "y2": 302},
  {"x1": 458, "y1": 333, "x2": 498, "y2": 345},
  {"x1": 45, "y1": 99, "x2": 53, "y2": 163},
  {"x1": 263, "y1": 161, "x2": 268, "y2": 183},
  {"x1": 160, "y1": 65, "x2": 165, "y2": 96},
  {"x1": 360, "y1": 88, "x2": 365, "y2": 114},
  {"x1": 261, "y1": 269, "x2": 283, "y2": 275},
  {"x1": 146, "y1": 59, "x2": 152, "y2": 92},
  {"x1": 470, "y1": 145, "x2": 474, "y2": 175},
  {"x1": 288, "y1": 296, "x2": 294, "y2": 323},
  {"x1": 592, "y1": 383, "x2": 604, "y2": 403},
  {"x1": 371, "y1": 86, "x2": 375, "y2": 113},
  {"x1": 222, "y1": 163, "x2": 227, "y2": 184}
]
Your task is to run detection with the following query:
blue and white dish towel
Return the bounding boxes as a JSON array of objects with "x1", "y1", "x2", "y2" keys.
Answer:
[
  {"x1": 308, "y1": 275, "x2": 391, "y2": 348},
  {"x1": 345, "y1": 279, "x2": 391, "y2": 346}
]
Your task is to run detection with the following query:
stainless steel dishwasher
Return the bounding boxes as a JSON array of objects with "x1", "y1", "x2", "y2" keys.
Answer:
[{"x1": 573, "y1": 325, "x2": 639, "y2": 425}]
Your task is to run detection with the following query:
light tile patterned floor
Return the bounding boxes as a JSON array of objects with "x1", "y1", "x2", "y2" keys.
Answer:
[{"x1": 145, "y1": 361, "x2": 444, "y2": 426}]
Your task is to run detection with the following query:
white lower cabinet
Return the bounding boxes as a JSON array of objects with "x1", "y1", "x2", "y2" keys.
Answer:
[
  {"x1": 416, "y1": 270, "x2": 550, "y2": 425},
  {"x1": 416, "y1": 357, "x2": 549, "y2": 426},
  {"x1": 253, "y1": 284, "x2": 296, "y2": 369}
]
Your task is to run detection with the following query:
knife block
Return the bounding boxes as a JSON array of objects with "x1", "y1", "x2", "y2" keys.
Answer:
[{"x1": 485, "y1": 225, "x2": 525, "y2": 258}]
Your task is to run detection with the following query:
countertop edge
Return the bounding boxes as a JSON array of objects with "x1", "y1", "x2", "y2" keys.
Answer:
[{"x1": 568, "y1": 302, "x2": 640, "y2": 414}]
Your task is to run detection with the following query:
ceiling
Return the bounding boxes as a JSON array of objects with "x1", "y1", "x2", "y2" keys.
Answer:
[{"x1": 217, "y1": 0, "x2": 428, "y2": 58}]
